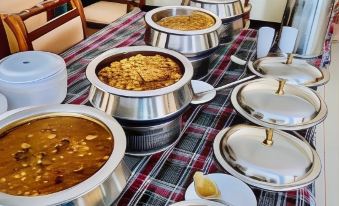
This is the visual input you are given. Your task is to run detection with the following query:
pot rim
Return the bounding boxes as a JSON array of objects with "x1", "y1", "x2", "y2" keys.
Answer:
[
  {"x1": 0, "y1": 104, "x2": 126, "y2": 206},
  {"x1": 191, "y1": 0, "x2": 240, "y2": 5},
  {"x1": 144, "y1": 6, "x2": 222, "y2": 36},
  {"x1": 86, "y1": 46, "x2": 194, "y2": 98}
]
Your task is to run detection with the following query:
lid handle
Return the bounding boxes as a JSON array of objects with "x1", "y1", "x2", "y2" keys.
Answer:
[
  {"x1": 262, "y1": 128, "x2": 274, "y2": 146},
  {"x1": 275, "y1": 79, "x2": 286, "y2": 95},
  {"x1": 286, "y1": 53, "x2": 294, "y2": 64}
]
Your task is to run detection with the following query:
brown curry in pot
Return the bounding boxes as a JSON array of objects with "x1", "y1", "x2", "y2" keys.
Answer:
[
  {"x1": 0, "y1": 116, "x2": 113, "y2": 196},
  {"x1": 157, "y1": 11, "x2": 215, "y2": 31}
]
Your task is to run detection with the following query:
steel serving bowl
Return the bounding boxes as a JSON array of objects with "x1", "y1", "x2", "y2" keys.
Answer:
[
  {"x1": 86, "y1": 46, "x2": 194, "y2": 122},
  {"x1": 144, "y1": 6, "x2": 222, "y2": 58},
  {"x1": 231, "y1": 78, "x2": 328, "y2": 130},
  {"x1": 213, "y1": 124, "x2": 321, "y2": 191},
  {"x1": 248, "y1": 54, "x2": 330, "y2": 87},
  {"x1": 189, "y1": 0, "x2": 252, "y2": 43},
  {"x1": 0, "y1": 104, "x2": 129, "y2": 206}
]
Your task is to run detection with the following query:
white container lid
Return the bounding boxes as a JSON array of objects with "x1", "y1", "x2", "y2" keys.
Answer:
[{"x1": 0, "y1": 51, "x2": 66, "y2": 84}]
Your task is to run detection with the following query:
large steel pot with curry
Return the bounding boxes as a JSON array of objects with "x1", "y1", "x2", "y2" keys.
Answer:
[
  {"x1": 144, "y1": 6, "x2": 222, "y2": 79},
  {"x1": 86, "y1": 46, "x2": 194, "y2": 155},
  {"x1": 0, "y1": 104, "x2": 129, "y2": 206},
  {"x1": 188, "y1": 0, "x2": 252, "y2": 43}
]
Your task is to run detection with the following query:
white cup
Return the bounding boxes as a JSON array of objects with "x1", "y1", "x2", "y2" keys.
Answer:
[
  {"x1": 278, "y1": 26, "x2": 299, "y2": 54},
  {"x1": 257, "y1": 27, "x2": 275, "y2": 58}
]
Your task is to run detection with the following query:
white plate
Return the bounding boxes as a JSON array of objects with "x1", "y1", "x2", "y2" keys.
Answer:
[
  {"x1": 191, "y1": 80, "x2": 216, "y2": 105},
  {"x1": 171, "y1": 199, "x2": 225, "y2": 206},
  {"x1": 185, "y1": 173, "x2": 257, "y2": 206}
]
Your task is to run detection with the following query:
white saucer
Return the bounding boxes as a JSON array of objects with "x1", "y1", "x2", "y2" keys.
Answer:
[
  {"x1": 171, "y1": 199, "x2": 225, "y2": 206},
  {"x1": 191, "y1": 80, "x2": 216, "y2": 105},
  {"x1": 185, "y1": 173, "x2": 257, "y2": 206}
]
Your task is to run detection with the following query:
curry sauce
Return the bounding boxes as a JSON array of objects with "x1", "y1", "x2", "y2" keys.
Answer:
[
  {"x1": 0, "y1": 116, "x2": 113, "y2": 196},
  {"x1": 157, "y1": 11, "x2": 215, "y2": 31}
]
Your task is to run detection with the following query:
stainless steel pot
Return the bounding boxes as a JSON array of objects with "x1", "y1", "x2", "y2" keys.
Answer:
[
  {"x1": 86, "y1": 46, "x2": 194, "y2": 122},
  {"x1": 189, "y1": 0, "x2": 252, "y2": 43},
  {"x1": 144, "y1": 6, "x2": 222, "y2": 58},
  {"x1": 0, "y1": 104, "x2": 130, "y2": 206},
  {"x1": 281, "y1": 0, "x2": 335, "y2": 58},
  {"x1": 86, "y1": 46, "x2": 194, "y2": 155}
]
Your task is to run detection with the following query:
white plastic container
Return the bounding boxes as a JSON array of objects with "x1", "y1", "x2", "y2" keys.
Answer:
[{"x1": 0, "y1": 51, "x2": 67, "y2": 110}]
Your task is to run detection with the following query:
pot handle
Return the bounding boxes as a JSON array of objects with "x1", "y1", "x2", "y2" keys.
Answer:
[
  {"x1": 275, "y1": 79, "x2": 286, "y2": 96},
  {"x1": 262, "y1": 128, "x2": 274, "y2": 146}
]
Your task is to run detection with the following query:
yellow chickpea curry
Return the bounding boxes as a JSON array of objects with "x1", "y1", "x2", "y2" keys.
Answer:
[
  {"x1": 98, "y1": 54, "x2": 183, "y2": 91},
  {"x1": 157, "y1": 11, "x2": 215, "y2": 31},
  {"x1": 0, "y1": 116, "x2": 113, "y2": 196}
]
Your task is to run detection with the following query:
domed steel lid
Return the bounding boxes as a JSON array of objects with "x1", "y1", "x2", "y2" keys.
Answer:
[
  {"x1": 213, "y1": 124, "x2": 321, "y2": 191},
  {"x1": 231, "y1": 78, "x2": 327, "y2": 130},
  {"x1": 248, "y1": 54, "x2": 330, "y2": 87}
]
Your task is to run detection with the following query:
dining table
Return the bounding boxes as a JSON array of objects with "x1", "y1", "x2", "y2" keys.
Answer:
[{"x1": 60, "y1": 8, "x2": 334, "y2": 206}]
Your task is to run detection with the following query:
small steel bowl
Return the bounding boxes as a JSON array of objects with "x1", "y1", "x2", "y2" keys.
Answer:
[
  {"x1": 0, "y1": 104, "x2": 129, "y2": 206},
  {"x1": 144, "y1": 6, "x2": 222, "y2": 57},
  {"x1": 86, "y1": 46, "x2": 194, "y2": 122}
]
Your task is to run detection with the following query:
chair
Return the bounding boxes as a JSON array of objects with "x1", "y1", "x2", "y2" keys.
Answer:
[
  {"x1": 0, "y1": 19, "x2": 10, "y2": 58},
  {"x1": 3, "y1": 0, "x2": 86, "y2": 54},
  {"x1": 84, "y1": 0, "x2": 145, "y2": 29},
  {"x1": 0, "y1": 0, "x2": 48, "y2": 53}
]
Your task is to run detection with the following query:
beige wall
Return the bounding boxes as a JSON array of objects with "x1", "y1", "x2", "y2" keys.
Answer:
[
  {"x1": 145, "y1": 0, "x2": 182, "y2": 6},
  {"x1": 249, "y1": 0, "x2": 287, "y2": 23}
]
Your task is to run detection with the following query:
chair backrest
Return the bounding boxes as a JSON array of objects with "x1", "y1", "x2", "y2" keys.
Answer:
[
  {"x1": 122, "y1": 0, "x2": 145, "y2": 12},
  {"x1": 0, "y1": 19, "x2": 11, "y2": 59},
  {"x1": 4, "y1": 0, "x2": 86, "y2": 54},
  {"x1": 0, "y1": 0, "x2": 48, "y2": 53}
]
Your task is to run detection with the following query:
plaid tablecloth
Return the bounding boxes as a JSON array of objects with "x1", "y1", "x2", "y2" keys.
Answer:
[{"x1": 60, "y1": 8, "x2": 328, "y2": 206}]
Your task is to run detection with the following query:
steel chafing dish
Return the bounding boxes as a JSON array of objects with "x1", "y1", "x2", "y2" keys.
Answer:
[
  {"x1": 213, "y1": 124, "x2": 321, "y2": 191},
  {"x1": 0, "y1": 104, "x2": 129, "y2": 206},
  {"x1": 248, "y1": 54, "x2": 330, "y2": 87},
  {"x1": 189, "y1": 0, "x2": 252, "y2": 43},
  {"x1": 86, "y1": 46, "x2": 194, "y2": 155},
  {"x1": 144, "y1": 6, "x2": 222, "y2": 79},
  {"x1": 213, "y1": 64, "x2": 327, "y2": 192},
  {"x1": 231, "y1": 78, "x2": 328, "y2": 130}
]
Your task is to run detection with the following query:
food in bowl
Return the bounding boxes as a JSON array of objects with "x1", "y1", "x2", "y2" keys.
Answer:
[
  {"x1": 98, "y1": 54, "x2": 183, "y2": 91},
  {"x1": 156, "y1": 11, "x2": 215, "y2": 31},
  {"x1": 0, "y1": 116, "x2": 113, "y2": 196}
]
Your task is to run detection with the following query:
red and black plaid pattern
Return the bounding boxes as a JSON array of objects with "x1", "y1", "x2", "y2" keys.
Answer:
[{"x1": 59, "y1": 8, "x2": 332, "y2": 206}]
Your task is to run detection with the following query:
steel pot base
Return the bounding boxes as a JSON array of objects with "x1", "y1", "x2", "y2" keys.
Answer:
[
  {"x1": 189, "y1": 53, "x2": 212, "y2": 79},
  {"x1": 121, "y1": 116, "x2": 181, "y2": 156}
]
